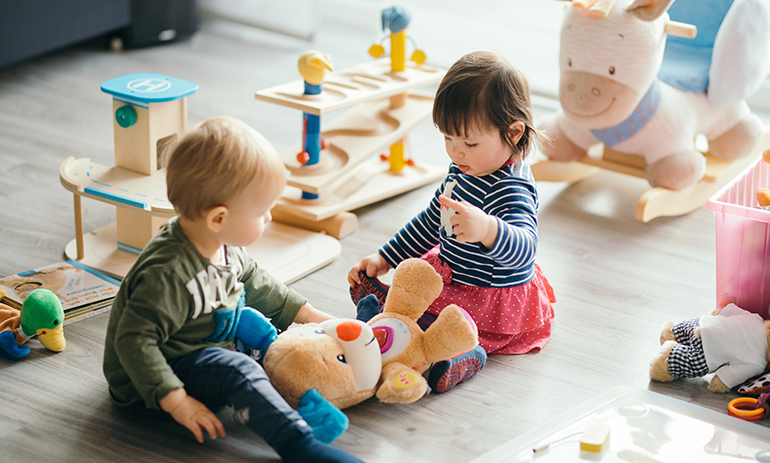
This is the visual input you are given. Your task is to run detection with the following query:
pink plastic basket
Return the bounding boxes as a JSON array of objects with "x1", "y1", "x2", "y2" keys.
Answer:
[{"x1": 705, "y1": 154, "x2": 770, "y2": 319}]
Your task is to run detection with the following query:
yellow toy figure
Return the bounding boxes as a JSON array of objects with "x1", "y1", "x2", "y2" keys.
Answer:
[
  {"x1": 0, "y1": 288, "x2": 65, "y2": 359},
  {"x1": 368, "y1": 6, "x2": 426, "y2": 67},
  {"x1": 369, "y1": 5, "x2": 427, "y2": 172}
]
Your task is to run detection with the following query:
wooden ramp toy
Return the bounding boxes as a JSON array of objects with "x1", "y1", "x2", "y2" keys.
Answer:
[
  {"x1": 256, "y1": 51, "x2": 447, "y2": 236},
  {"x1": 530, "y1": 137, "x2": 766, "y2": 222},
  {"x1": 60, "y1": 73, "x2": 340, "y2": 283}
]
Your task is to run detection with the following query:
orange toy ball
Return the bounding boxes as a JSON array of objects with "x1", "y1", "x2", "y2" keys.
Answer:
[{"x1": 297, "y1": 152, "x2": 310, "y2": 164}]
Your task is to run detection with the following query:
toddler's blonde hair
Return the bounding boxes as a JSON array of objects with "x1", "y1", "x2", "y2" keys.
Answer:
[{"x1": 166, "y1": 116, "x2": 286, "y2": 220}]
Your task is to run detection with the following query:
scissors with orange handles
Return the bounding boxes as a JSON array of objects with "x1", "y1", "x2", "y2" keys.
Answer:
[{"x1": 728, "y1": 397, "x2": 768, "y2": 421}]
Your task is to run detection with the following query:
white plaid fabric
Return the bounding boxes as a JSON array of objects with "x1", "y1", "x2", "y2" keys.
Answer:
[{"x1": 667, "y1": 318, "x2": 710, "y2": 378}]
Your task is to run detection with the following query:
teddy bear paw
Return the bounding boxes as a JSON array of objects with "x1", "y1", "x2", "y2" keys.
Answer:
[
  {"x1": 708, "y1": 375, "x2": 730, "y2": 393},
  {"x1": 650, "y1": 340, "x2": 677, "y2": 382},
  {"x1": 659, "y1": 321, "x2": 675, "y2": 345}
]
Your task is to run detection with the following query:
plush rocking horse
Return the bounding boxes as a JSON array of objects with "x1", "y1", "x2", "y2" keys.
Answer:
[{"x1": 535, "y1": 0, "x2": 770, "y2": 222}]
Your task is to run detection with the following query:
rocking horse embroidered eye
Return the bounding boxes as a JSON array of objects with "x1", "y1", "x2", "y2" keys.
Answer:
[
  {"x1": 337, "y1": 355, "x2": 346, "y2": 363},
  {"x1": 609, "y1": 66, "x2": 615, "y2": 75}
]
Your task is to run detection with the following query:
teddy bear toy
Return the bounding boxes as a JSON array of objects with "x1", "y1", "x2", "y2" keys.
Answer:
[
  {"x1": 262, "y1": 258, "x2": 480, "y2": 410},
  {"x1": 540, "y1": 0, "x2": 768, "y2": 190},
  {"x1": 650, "y1": 303, "x2": 770, "y2": 392},
  {"x1": 0, "y1": 288, "x2": 66, "y2": 359}
]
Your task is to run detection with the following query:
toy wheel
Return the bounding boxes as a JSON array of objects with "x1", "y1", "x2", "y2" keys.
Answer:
[{"x1": 115, "y1": 105, "x2": 137, "y2": 128}]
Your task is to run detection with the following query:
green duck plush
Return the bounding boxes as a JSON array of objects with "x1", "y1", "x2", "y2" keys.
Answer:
[{"x1": 0, "y1": 288, "x2": 65, "y2": 359}]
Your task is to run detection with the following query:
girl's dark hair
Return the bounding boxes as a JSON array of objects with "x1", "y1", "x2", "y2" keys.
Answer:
[{"x1": 433, "y1": 51, "x2": 543, "y2": 159}]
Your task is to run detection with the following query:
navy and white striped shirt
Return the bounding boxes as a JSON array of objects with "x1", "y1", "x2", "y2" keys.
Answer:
[{"x1": 380, "y1": 161, "x2": 539, "y2": 287}]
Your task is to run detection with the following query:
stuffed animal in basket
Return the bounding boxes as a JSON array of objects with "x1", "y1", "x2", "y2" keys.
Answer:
[
  {"x1": 539, "y1": 0, "x2": 768, "y2": 190},
  {"x1": 649, "y1": 303, "x2": 770, "y2": 392},
  {"x1": 0, "y1": 288, "x2": 66, "y2": 359},
  {"x1": 262, "y1": 258, "x2": 479, "y2": 410}
]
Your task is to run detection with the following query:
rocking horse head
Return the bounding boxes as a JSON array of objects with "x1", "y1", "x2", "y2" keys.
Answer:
[{"x1": 556, "y1": 0, "x2": 693, "y2": 130}]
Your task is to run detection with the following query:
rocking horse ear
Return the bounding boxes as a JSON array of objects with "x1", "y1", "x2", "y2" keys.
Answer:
[{"x1": 627, "y1": 0, "x2": 674, "y2": 21}]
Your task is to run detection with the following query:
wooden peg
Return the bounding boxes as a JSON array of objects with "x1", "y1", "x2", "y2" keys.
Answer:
[
  {"x1": 571, "y1": 0, "x2": 597, "y2": 8},
  {"x1": 664, "y1": 20, "x2": 697, "y2": 39}
]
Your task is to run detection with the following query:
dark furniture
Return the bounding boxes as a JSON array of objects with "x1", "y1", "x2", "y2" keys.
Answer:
[{"x1": 0, "y1": 0, "x2": 197, "y2": 69}]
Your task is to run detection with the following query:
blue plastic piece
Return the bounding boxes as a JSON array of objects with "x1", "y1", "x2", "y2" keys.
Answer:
[
  {"x1": 297, "y1": 389, "x2": 349, "y2": 444},
  {"x1": 84, "y1": 187, "x2": 148, "y2": 209},
  {"x1": 101, "y1": 73, "x2": 198, "y2": 104}
]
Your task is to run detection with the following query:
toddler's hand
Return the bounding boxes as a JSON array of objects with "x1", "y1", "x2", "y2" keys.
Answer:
[
  {"x1": 439, "y1": 195, "x2": 498, "y2": 249},
  {"x1": 348, "y1": 253, "x2": 391, "y2": 286},
  {"x1": 161, "y1": 389, "x2": 226, "y2": 443}
]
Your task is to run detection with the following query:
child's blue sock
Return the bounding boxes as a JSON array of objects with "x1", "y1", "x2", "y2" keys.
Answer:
[
  {"x1": 427, "y1": 345, "x2": 487, "y2": 393},
  {"x1": 278, "y1": 434, "x2": 363, "y2": 463}
]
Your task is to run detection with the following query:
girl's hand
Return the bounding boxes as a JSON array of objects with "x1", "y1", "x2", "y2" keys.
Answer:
[
  {"x1": 348, "y1": 253, "x2": 391, "y2": 286},
  {"x1": 439, "y1": 194, "x2": 498, "y2": 249},
  {"x1": 160, "y1": 388, "x2": 226, "y2": 444}
]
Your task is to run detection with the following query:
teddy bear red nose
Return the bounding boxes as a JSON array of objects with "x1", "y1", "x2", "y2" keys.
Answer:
[{"x1": 336, "y1": 322, "x2": 362, "y2": 341}]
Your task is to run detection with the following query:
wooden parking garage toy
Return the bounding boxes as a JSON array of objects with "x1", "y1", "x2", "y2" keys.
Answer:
[{"x1": 60, "y1": 73, "x2": 340, "y2": 282}]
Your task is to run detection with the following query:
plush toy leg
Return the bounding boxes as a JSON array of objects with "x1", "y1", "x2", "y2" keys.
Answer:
[
  {"x1": 236, "y1": 307, "x2": 278, "y2": 353},
  {"x1": 538, "y1": 113, "x2": 587, "y2": 162},
  {"x1": 649, "y1": 340, "x2": 677, "y2": 382},
  {"x1": 376, "y1": 362, "x2": 428, "y2": 404},
  {"x1": 0, "y1": 331, "x2": 30, "y2": 360},
  {"x1": 646, "y1": 150, "x2": 707, "y2": 190},
  {"x1": 297, "y1": 389, "x2": 349, "y2": 444},
  {"x1": 422, "y1": 304, "x2": 479, "y2": 362},
  {"x1": 708, "y1": 113, "x2": 764, "y2": 162},
  {"x1": 659, "y1": 321, "x2": 675, "y2": 345},
  {"x1": 708, "y1": 375, "x2": 730, "y2": 393},
  {"x1": 670, "y1": 318, "x2": 700, "y2": 345}
]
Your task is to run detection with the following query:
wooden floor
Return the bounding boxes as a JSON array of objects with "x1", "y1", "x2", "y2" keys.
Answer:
[{"x1": 1, "y1": 2, "x2": 770, "y2": 462}]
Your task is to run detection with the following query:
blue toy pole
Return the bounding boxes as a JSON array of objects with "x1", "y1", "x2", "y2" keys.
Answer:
[{"x1": 301, "y1": 81, "x2": 322, "y2": 200}]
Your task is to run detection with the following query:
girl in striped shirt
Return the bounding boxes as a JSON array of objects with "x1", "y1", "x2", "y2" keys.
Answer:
[{"x1": 348, "y1": 51, "x2": 556, "y2": 393}]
